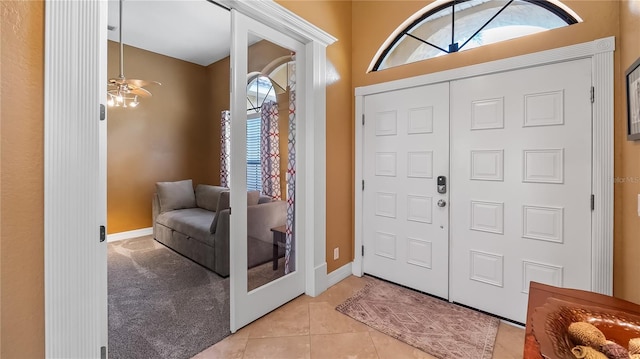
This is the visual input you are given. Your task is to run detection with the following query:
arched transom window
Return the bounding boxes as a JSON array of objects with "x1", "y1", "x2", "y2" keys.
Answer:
[{"x1": 371, "y1": 0, "x2": 581, "y2": 72}]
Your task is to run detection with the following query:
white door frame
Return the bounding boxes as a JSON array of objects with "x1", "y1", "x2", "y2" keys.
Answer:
[
  {"x1": 354, "y1": 37, "x2": 615, "y2": 296},
  {"x1": 44, "y1": 1, "x2": 335, "y2": 357},
  {"x1": 219, "y1": 0, "x2": 336, "y2": 298}
]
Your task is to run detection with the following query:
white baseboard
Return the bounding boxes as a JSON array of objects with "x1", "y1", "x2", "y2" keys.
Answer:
[
  {"x1": 327, "y1": 262, "x2": 353, "y2": 288},
  {"x1": 307, "y1": 262, "x2": 328, "y2": 297},
  {"x1": 107, "y1": 227, "x2": 153, "y2": 243}
]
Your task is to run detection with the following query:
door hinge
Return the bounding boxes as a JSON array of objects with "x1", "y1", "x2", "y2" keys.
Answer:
[
  {"x1": 591, "y1": 194, "x2": 595, "y2": 211},
  {"x1": 361, "y1": 245, "x2": 364, "y2": 256},
  {"x1": 101, "y1": 346, "x2": 107, "y2": 359},
  {"x1": 362, "y1": 114, "x2": 365, "y2": 126},
  {"x1": 590, "y1": 86, "x2": 595, "y2": 103},
  {"x1": 100, "y1": 225, "x2": 106, "y2": 242},
  {"x1": 362, "y1": 180, "x2": 365, "y2": 191},
  {"x1": 100, "y1": 104, "x2": 105, "y2": 121}
]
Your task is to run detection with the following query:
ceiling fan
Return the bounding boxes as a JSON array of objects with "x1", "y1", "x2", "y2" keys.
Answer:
[{"x1": 107, "y1": 0, "x2": 160, "y2": 108}]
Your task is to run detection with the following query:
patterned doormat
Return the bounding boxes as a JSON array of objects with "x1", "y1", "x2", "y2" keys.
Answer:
[{"x1": 336, "y1": 278, "x2": 499, "y2": 359}]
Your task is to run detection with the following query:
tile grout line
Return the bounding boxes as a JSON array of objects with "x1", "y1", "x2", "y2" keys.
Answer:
[
  {"x1": 368, "y1": 331, "x2": 382, "y2": 359},
  {"x1": 240, "y1": 334, "x2": 249, "y2": 359},
  {"x1": 307, "y1": 301, "x2": 312, "y2": 358}
]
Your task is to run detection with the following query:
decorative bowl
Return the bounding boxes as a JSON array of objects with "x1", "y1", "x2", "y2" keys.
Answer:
[{"x1": 531, "y1": 297, "x2": 640, "y2": 359}]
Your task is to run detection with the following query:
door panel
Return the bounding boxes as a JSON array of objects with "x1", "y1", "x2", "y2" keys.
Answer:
[
  {"x1": 449, "y1": 59, "x2": 592, "y2": 323},
  {"x1": 362, "y1": 83, "x2": 450, "y2": 299},
  {"x1": 230, "y1": 10, "x2": 305, "y2": 332}
]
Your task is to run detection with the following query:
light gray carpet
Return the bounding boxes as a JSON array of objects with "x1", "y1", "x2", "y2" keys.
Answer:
[{"x1": 108, "y1": 236, "x2": 230, "y2": 359}]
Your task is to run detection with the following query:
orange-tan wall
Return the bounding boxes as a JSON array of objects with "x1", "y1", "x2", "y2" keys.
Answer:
[
  {"x1": 107, "y1": 41, "x2": 216, "y2": 234},
  {"x1": 206, "y1": 56, "x2": 228, "y2": 184},
  {"x1": 0, "y1": 1, "x2": 45, "y2": 357},
  {"x1": 0, "y1": 1, "x2": 638, "y2": 357},
  {"x1": 276, "y1": 0, "x2": 353, "y2": 273},
  {"x1": 615, "y1": 1, "x2": 640, "y2": 303}
]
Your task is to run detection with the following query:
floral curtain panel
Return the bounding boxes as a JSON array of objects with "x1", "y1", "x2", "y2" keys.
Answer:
[
  {"x1": 260, "y1": 101, "x2": 282, "y2": 200},
  {"x1": 220, "y1": 110, "x2": 231, "y2": 188},
  {"x1": 285, "y1": 63, "x2": 296, "y2": 274}
]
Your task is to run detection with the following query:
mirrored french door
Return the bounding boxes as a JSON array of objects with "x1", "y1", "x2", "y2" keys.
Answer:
[{"x1": 229, "y1": 9, "x2": 306, "y2": 332}]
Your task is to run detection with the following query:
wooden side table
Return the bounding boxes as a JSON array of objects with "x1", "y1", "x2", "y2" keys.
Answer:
[{"x1": 270, "y1": 225, "x2": 286, "y2": 270}]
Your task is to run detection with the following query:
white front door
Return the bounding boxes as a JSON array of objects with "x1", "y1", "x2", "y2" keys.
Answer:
[
  {"x1": 229, "y1": 10, "x2": 306, "y2": 332},
  {"x1": 362, "y1": 83, "x2": 450, "y2": 299},
  {"x1": 449, "y1": 58, "x2": 593, "y2": 323}
]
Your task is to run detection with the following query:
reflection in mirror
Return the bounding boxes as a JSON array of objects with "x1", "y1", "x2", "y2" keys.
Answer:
[{"x1": 244, "y1": 36, "x2": 296, "y2": 292}]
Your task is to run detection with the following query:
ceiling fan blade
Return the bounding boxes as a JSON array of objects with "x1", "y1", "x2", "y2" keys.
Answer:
[
  {"x1": 108, "y1": 78, "x2": 126, "y2": 85},
  {"x1": 129, "y1": 87, "x2": 153, "y2": 97},
  {"x1": 125, "y1": 78, "x2": 161, "y2": 88}
]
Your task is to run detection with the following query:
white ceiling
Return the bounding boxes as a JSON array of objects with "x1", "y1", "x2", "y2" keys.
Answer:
[{"x1": 107, "y1": 0, "x2": 231, "y2": 67}]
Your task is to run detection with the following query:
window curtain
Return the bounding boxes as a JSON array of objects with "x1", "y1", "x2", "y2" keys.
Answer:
[
  {"x1": 220, "y1": 110, "x2": 231, "y2": 187},
  {"x1": 285, "y1": 64, "x2": 296, "y2": 274},
  {"x1": 260, "y1": 101, "x2": 281, "y2": 200}
]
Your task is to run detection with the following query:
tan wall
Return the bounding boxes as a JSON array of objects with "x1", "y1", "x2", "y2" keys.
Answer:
[
  {"x1": 206, "y1": 56, "x2": 228, "y2": 185},
  {"x1": 0, "y1": 1, "x2": 637, "y2": 356},
  {"x1": 107, "y1": 41, "x2": 216, "y2": 234},
  {"x1": 0, "y1": 1, "x2": 45, "y2": 357},
  {"x1": 615, "y1": 1, "x2": 640, "y2": 303},
  {"x1": 276, "y1": 0, "x2": 353, "y2": 273}
]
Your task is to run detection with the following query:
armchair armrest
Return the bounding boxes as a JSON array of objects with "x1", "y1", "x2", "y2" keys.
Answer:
[{"x1": 213, "y1": 208, "x2": 231, "y2": 277}]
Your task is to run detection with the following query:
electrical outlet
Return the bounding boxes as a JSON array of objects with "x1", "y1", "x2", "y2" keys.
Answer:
[
  {"x1": 333, "y1": 247, "x2": 339, "y2": 260},
  {"x1": 637, "y1": 194, "x2": 640, "y2": 217}
]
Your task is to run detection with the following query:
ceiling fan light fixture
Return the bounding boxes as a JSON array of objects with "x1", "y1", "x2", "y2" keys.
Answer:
[{"x1": 107, "y1": 0, "x2": 160, "y2": 109}]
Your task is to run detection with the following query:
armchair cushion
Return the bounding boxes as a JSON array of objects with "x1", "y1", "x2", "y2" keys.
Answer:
[
  {"x1": 156, "y1": 208, "x2": 215, "y2": 246},
  {"x1": 156, "y1": 179, "x2": 196, "y2": 213}
]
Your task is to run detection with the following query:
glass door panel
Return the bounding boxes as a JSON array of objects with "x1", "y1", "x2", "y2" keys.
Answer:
[
  {"x1": 245, "y1": 41, "x2": 296, "y2": 291},
  {"x1": 229, "y1": 9, "x2": 305, "y2": 332}
]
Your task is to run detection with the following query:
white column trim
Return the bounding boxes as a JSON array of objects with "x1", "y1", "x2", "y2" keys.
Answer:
[
  {"x1": 44, "y1": 0, "x2": 108, "y2": 357},
  {"x1": 305, "y1": 41, "x2": 329, "y2": 297},
  {"x1": 353, "y1": 95, "x2": 364, "y2": 277},
  {"x1": 591, "y1": 47, "x2": 615, "y2": 295},
  {"x1": 354, "y1": 37, "x2": 615, "y2": 295}
]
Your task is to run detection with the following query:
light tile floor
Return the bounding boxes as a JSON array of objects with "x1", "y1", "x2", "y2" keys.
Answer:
[{"x1": 192, "y1": 275, "x2": 525, "y2": 359}]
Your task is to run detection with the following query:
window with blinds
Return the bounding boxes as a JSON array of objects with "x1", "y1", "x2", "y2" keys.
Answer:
[{"x1": 246, "y1": 116, "x2": 262, "y2": 192}]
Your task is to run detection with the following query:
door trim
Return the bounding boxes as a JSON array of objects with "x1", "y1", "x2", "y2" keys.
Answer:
[
  {"x1": 354, "y1": 37, "x2": 615, "y2": 296},
  {"x1": 44, "y1": 0, "x2": 336, "y2": 356}
]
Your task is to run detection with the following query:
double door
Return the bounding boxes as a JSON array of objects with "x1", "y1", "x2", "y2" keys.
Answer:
[{"x1": 362, "y1": 58, "x2": 593, "y2": 323}]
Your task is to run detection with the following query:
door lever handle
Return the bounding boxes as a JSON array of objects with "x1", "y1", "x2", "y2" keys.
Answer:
[{"x1": 437, "y1": 199, "x2": 447, "y2": 207}]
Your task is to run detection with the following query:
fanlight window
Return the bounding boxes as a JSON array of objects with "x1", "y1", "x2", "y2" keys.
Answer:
[
  {"x1": 246, "y1": 75, "x2": 278, "y2": 113},
  {"x1": 371, "y1": 0, "x2": 581, "y2": 71}
]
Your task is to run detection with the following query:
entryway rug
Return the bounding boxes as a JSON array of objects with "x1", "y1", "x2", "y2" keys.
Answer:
[{"x1": 336, "y1": 277, "x2": 499, "y2": 359}]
